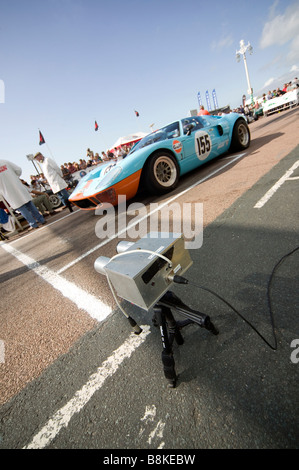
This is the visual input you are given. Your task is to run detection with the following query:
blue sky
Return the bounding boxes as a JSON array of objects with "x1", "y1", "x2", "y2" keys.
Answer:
[{"x1": 0, "y1": 0, "x2": 299, "y2": 182}]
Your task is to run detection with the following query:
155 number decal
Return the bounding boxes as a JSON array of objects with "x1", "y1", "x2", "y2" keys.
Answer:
[{"x1": 195, "y1": 131, "x2": 212, "y2": 161}]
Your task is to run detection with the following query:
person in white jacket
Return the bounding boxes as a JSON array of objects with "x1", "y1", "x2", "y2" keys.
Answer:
[
  {"x1": 0, "y1": 159, "x2": 46, "y2": 230},
  {"x1": 33, "y1": 152, "x2": 73, "y2": 212}
]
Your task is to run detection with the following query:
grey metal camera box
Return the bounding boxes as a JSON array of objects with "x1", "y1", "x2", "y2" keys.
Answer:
[{"x1": 104, "y1": 232, "x2": 193, "y2": 310}]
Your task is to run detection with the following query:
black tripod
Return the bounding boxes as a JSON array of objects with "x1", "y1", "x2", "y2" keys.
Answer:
[{"x1": 152, "y1": 291, "x2": 219, "y2": 388}]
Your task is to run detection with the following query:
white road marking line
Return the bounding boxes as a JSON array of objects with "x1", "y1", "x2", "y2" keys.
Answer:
[
  {"x1": 1, "y1": 243, "x2": 111, "y2": 322},
  {"x1": 0, "y1": 340, "x2": 5, "y2": 364},
  {"x1": 138, "y1": 404, "x2": 165, "y2": 448},
  {"x1": 147, "y1": 420, "x2": 166, "y2": 446},
  {"x1": 139, "y1": 405, "x2": 157, "y2": 437},
  {"x1": 254, "y1": 160, "x2": 299, "y2": 209},
  {"x1": 58, "y1": 154, "x2": 245, "y2": 274},
  {"x1": 141, "y1": 404, "x2": 157, "y2": 423},
  {"x1": 24, "y1": 325, "x2": 151, "y2": 449}
]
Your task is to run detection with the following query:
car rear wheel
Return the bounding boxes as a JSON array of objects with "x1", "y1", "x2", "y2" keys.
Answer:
[
  {"x1": 145, "y1": 151, "x2": 179, "y2": 194},
  {"x1": 230, "y1": 119, "x2": 250, "y2": 151},
  {"x1": 48, "y1": 194, "x2": 61, "y2": 208}
]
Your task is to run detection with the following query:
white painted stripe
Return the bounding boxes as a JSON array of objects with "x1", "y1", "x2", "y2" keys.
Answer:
[
  {"x1": 58, "y1": 154, "x2": 245, "y2": 274},
  {"x1": 147, "y1": 420, "x2": 166, "y2": 446},
  {"x1": 1, "y1": 243, "x2": 111, "y2": 322},
  {"x1": 24, "y1": 325, "x2": 151, "y2": 449},
  {"x1": 254, "y1": 160, "x2": 299, "y2": 209}
]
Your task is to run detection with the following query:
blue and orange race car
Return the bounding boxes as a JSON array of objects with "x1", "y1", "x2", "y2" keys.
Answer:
[{"x1": 69, "y1": 113, "x2": 250, "y2": 210}]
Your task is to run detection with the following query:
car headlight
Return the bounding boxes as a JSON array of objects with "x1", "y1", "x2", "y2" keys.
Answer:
[{"x1": 95, "y1": 165, "x2": 122, "y2": 190}]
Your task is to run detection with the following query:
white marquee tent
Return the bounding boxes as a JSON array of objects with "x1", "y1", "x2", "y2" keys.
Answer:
[{"x1": 111, "y1": 132, "x2": 148, "y2": 149}]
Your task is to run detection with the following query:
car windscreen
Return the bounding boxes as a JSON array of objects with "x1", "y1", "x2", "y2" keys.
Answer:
[
  {"x1": 182, "y1": 116, "x2": 205, "y2": 134},
  {"x1": 129, "y1": 121, "x2": 180, "y2": 154}
]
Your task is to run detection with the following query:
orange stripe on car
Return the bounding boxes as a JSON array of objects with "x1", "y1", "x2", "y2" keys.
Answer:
[{"x1": 70, "y1": 169, "x2": 142, "y2": 206}]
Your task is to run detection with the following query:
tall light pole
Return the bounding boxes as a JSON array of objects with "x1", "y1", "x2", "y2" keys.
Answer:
[{"x1": 236, "y1": 39, "x2": 254, "y2": 105}]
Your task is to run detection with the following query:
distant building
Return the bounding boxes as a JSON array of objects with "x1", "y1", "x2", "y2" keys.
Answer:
[
  {"x1": 188, "y1": 109, "x2": 198, "y2": 117},
  {"x1": 209, "y1": 105, "x2": 231, "y2": 115}
]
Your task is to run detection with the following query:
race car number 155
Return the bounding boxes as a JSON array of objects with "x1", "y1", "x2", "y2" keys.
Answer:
[{"x1": 195, "y1": 130, "x2": 212, "y2": 161}]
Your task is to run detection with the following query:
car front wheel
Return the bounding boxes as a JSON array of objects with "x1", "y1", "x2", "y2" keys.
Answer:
[{"x1": 145, "y1": 151, "x2": 179, "y2": 194}]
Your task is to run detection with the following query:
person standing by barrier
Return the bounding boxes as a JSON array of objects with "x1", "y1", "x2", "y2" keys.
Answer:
[
  {"x1": 33, "y1": 152, "x2": 73, "y2": 212},
  {"x1": 0, "y1": 159, "x2": 46, "y2": 230},
  {"x1": 198, "y1": 105, "x2": 210, "y2": 116}
]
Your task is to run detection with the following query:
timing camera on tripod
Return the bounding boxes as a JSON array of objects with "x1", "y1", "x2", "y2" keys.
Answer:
[{"x1": 94, "y1": 233, "x2": 218, "y2": 388}]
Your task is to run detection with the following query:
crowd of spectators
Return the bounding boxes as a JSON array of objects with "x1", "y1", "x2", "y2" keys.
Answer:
[
  {"x1": 28, "y1": 143, "x2": 136, "y2": 189},
  {"x1": 231, "y1": 77, "x2": 299, "y2": 117}
]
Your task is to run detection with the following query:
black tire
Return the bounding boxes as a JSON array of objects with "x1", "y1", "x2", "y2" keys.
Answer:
[
  {"x1": 144, "y1": 151, "x2": 180, "y2": 194},
  {"x1": 230, "y1": 119, "x2": 250, "y2": 152},
  {"x1": 48, "y1": 194, "x2": 61, "y2": 208}
]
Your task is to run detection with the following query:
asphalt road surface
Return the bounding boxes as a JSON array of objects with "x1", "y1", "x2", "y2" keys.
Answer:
[{"x1": 0, "y1": 108, "x2": 299, "y2": 450}]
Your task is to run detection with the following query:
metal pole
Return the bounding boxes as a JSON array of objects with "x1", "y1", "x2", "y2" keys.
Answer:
[
  {"x1": 236, "y1": 40, "x2": 254, "y2": 105},
  {"x1": 243, "y1": 53, "x2": 251, "y2": 94}
]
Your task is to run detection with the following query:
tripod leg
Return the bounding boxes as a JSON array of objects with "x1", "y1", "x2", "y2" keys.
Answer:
[
  {"x1": 154, "y1": 306, "x2": 177, "y2": 388},
  {"x1": 164, "y1": 308, "x2": 184, "y2": 346},
  {"x1": 161, "y1": 349, "x2": 176, "y2": 388},
  {"x1": 159, "y1": 291, "x2": 219, "y2": 335}
]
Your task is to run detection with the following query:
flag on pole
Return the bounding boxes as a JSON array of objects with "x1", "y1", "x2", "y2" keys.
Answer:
[
  {"x1": 212, "y1": 89, "x2": 218, "y2": 110},
  {"x1": 39, "y1": 130, "x2": 45, "y2": 145},
  {"x1": 134, "y1": 110, "x2": 139, "y2": 117},
  {"x1": 205, "y1": 90, "x2": 212, "y2": 112},
  {"x1": 95, "y1": 120, "x2": 99, "y2": 131},
  {"x1": 197, "y1": 92, "x2": 202, "y2": 108}
]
